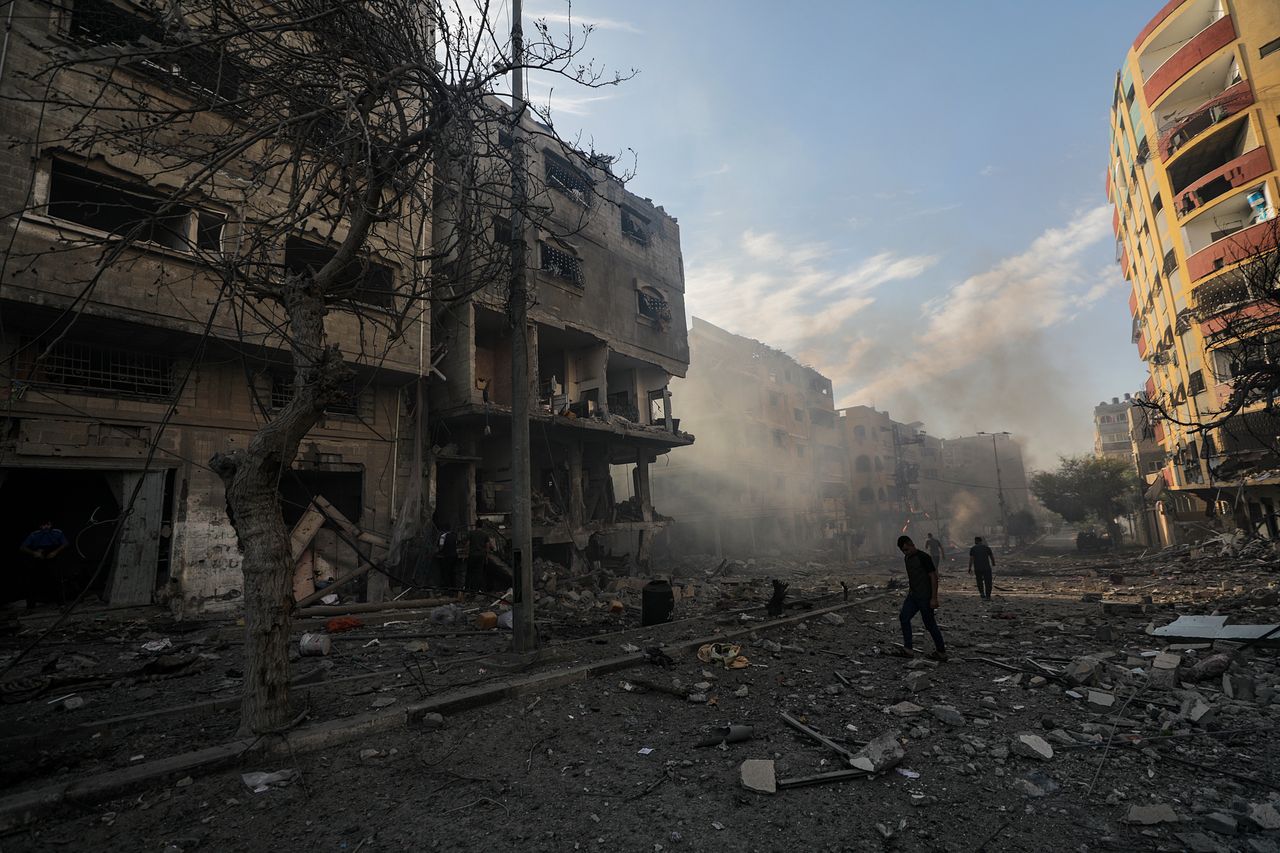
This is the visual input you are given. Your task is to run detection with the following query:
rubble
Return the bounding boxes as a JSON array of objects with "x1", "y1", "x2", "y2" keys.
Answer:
[
  {"x1": 849, "y1": 731, "x2": 904, "y2": 773},
  {"x1": 1010, "y1": 733, "x2": 1054, "y2": 761},
  {"x1": 1126, "y1": 803, "x2": 1180, "y2": 825}
]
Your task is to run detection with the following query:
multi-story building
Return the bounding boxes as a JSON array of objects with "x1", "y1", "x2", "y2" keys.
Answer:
[
  {"x1": 938, "y1": 434, "x2": 1030, "y2": 544},
  {"x1": 430, "y1": 123, "x2": 693, "y2": 571},
  {"x1": 1109, "y1": 0, "x2": 1280, "y2": 543},
  {"x1": 0, "y1": 0, "x2": 424, "y2": 612},
  {"x1": 649, "y1": 318, "x2": 845, "y2": 557},
  {"x1": 1128, "y1": 395, "x2": 1167, "y2": 543},
  {"x1": 1095, "y1": 395, "x2": 1138, "y2": 460}
]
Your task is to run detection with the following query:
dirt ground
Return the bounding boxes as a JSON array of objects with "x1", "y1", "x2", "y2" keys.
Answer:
[{"x1": 4, "y1": 549, "x2": 1280, "y2": 852}]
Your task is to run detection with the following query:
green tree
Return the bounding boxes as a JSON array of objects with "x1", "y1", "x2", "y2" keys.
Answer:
[
  {"x1": 1006, "y1": 509, "x2": 1039, "y2": 545},
  {"x1": 1030, "y1": 456, "x2": 1140, "y2": 546}
]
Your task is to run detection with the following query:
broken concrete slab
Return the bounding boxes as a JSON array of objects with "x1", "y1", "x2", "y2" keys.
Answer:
[
  {"x1": 849, "y1": 731, "x2": 904, "y2": 773},
  {"x1": 885, "y1": 701, "x2": 924, "y2": 717},
  {"x1": 740, "y1": 759, "x2": 776, "y2": 794},
  {"x1": 1176, "y1": 832, "x2": 1225, "y2": 853},
  {"x1": 1150, "y1": 615, "x2": 1280, "y2": 643},
  {"x1": 1086, "y1": 690, "x2": 1116, "y2": 709},
  {"x1": 1063, "y1": 658, "x2": 1100, "y2": 687},
  {"x1": 904, "y1": 671, "x2": 930, "y2": 693},
  {"x1": 1125, "y1": 803, "x2": 1179, "y2": 825},
  {"x1": 1010, "y1": 733, "x2": 1054, "y2": 761},
  {"x1": 1247, "y1": 802, "x2": 1280, "y2": 831},
  {"x1": 929, "y1": 705, "x2": 965, "y2": 727},
  {"x1": 1011, "y1": 771, "x2": 1059, "y2": 798},
  {"x1": 1202, "y1": 812, "x2": 1238, "y2": 835},
  {"x1": 820, "y1": 612, "x2": 845, "y2": 626}
]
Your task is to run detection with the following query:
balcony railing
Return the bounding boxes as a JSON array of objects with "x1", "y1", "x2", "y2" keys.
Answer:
[
  {"x1": 1176, "y1": 147, "x2": 1271, "y2": 218},
  {"x1": 1186, "y1": 218, "x2": 1280, "y2": 282},
  {"x1": 1144, "y1": 14, "x2": 1236, "y2": 104},
  {"x1": 1159, "y1": 79, "x2": 1254, "y2": 161}
]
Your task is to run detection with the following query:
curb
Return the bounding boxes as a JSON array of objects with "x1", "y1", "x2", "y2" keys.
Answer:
[{"x1": 0, "y1": 592, "x2": 885, "y2": 831}]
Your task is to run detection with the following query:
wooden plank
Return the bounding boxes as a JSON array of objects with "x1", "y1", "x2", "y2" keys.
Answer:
[
  {"x1": 292, "y1": 558, "x2": 377, "y2": 609},
  {"x1": 107, "y1": 470, "x2": 165, "y2": 606},
  {"x1": 290, "y1": 505, "x2": 326, "y2": 561},
  {"x1": 312, "y1": 495, "x2": 388, "y2": 547}
]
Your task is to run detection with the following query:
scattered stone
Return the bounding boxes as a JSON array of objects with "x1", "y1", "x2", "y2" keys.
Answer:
[
  {"x1": 415, "y1": 712, "x2": 445, "y2": 729},
  {"x1": 1029, "y1": 676, "x2": 1047, "y2": 688},
  {"x1": 904, "y1": 671, "x2": 930, "y2": 693},
  {"x1": 687, "y1": 693, "x2": 708, "y2": 704},
  {"x1": 759, "y1": 640, "x2": 783, "y2": 653},
  {"x1": 1011, "y1": 771, "x2": 1060, "y2": 798},
  {"x1": 1094, "y1": 624, "x2": 1115, "y2": 642},
  {"x1": 61, "y1": 696, "x2": 85, "y2": 711},
  {"x1": 733, "y1": 685, "x2": 749, "y2": 698},
  {"x1": 821, "y1": 612, "x2": 845, "y2": 626},
  {"x1": 1202, "y1": 812, "x2": 1238, "y2": 836},
  {"x1": 929, "y1": 705, "x2": 965, "y2": 727},
  {"x1": 1087, "y1": 690, "x2": 1116, "y2": 709},
  {"x1": 1063, "y1": 658, "x2": 1100, "y2": 687},
  {"x1": 1125, "y1": 803, "x2": 1179, "y2": 825},
  {"x1": 886, "y1": 701, "x2": 924, "y2": 717},
  {"x1": 849, "y1": 731, "x2": 904, "y2": 773},
  {"x1": 370, "y1": 696, "x2": 396, "y2": 708},
  {"x1": 1188, "y1": 701, "x2": 1216, "y2": 725},
  {"x1": 1247, "y1": 802, "x2": 1280, "y2": 831},
  {"x1": 1188, "y1": 653, "x2": 1233, "y2": 683},
  {"x1": 403, "y1": 639, "x2": 431, "y2": 653},
  {"x1": 1176, "y1": 832, "x2": 1224, "y2": 853},
  {"x1": 739, "y1": 759, "x2": 776, "y2": 794},
  {"x1": 1010, "y1": 733, "x2": 1054, "y2": 761},
  {"x1": 175, "y1": 776, "x2": 193, "y2": 788},
  {"x1": 359, "y1": 748, "x2": 382, "y2": 762}
]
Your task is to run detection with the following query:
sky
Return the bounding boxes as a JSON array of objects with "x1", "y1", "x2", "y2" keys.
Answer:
[{"x1": 519, "y1": 1, "x2": 1161, "y2": 469}]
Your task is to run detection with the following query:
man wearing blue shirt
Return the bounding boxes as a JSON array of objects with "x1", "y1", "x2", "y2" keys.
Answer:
[{"x1": 20, "y1": 521, "x2": 69, "y2": 607}]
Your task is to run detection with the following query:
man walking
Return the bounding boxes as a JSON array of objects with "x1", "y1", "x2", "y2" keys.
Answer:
[
  {"x1": 896, "y1": 535, "x2": 947, "y2": 661},
  {"x1": 19, "y1": 520, "x2": 69, "y2": 607},
  {"x1": 968, "y1": 536, "x2": 996, "y2": 601},
  {"x1": 924, "y1": 532, "x2": 945, "y2": 569}
]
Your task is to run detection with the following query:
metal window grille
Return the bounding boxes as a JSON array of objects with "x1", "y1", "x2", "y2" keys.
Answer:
[
  {"x1": 545, "y1": 156, "x2": 591, "y2": 204},
  {"x1": 540, "y1": 243, "x2": 583, "y2": 286},
  {"x1": 271, "y1": 374, "x2": 360, "y2": 416},
  {"x1": 621, "y1": 208, "x2": 650, "y2": 244},
  {"x1": 17, "y1": 338, "x2": 175, "y2": 399}
]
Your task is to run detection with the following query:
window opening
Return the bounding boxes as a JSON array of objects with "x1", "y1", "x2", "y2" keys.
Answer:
[
  {"x1": 16, "y1": 337, "x2": 175, "y2": 399},
  {"x1": 285, "y1": 237, "x2": 394, "y2": 308},
  {"x1": 621, "y1": 206, "x2": 650, "y2": 244},
  {"x1": 540, "y1": 242, "x2": 584, "y2": 286},
  {"x1": 544, "y1": 154, "x2": 591, "y2": 205},
  {"x1": 47, "y1": 160, "x2": 191, "y2": 250}
]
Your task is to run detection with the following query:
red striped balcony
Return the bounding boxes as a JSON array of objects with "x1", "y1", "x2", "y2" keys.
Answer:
[
  {"x1": 1144, "y1": 15, "x2": 1236, "y2": 104},
  {"x1": 1176, "y1": 147, "x2": 1271, "y2": 218},
  {"x1": 1135, "y1": 0, "x2": 1190, "y2": 50},
  {"x1": 1154, "y1": 421, "x2": 1165, "y2": 443},
  {"x1": 1112, "y1": 206, "x2": 1120, "y2": 236},
  {"x1": 1186, "y1": 219, "x2": 1280, "y2": 282},
  {"x1": 1159, "y1": 80, "x2": 1254, "y2": 161},
  {"x1": 1145, "y1": 376, "x2": 1157, "y2": 398},
  {"x1": 1137, "y1": 331, "x2": 1149, "y2": 358},
  {"x1": 1120, "y1": 246, "x2": 1130, "y2": 278},
  {"x1": 1129, "y1": 288, "x2": 1139, "y2": 316}
]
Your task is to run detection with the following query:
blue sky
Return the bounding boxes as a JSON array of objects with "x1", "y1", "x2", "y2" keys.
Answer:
[{"x1": 523, "y1": 1, "x2": 1160, "y2": 468}]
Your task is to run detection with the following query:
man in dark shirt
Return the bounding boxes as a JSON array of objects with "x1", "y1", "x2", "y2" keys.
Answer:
[
  {"x1": 19, "y1": 521, "x2": 69, "y2": 607},
  {"x1": 925, "y1": 533, "x2": 945, "y2": 568},
  {"x1": 968, "y1": 536, "x2": 996, "y2": 601},
  {"x1": 896, "y1": 535, "x2": 946, "y2": 661}
]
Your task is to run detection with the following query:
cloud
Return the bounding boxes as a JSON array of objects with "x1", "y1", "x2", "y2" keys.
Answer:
[
  {"x1": 979, "y1": 165, "x2": 999, "y2": 177},
  {"x1": 524, "y1": 77, "x2": 615, "y2": 116},
  {"x1": 842, "y1": 205, "x2": 1120, "y2": 467},
  {"x1": 697, "y1": 162, "x2": 732, "y2": 178},
  {"x1": 528, "y1": 10, "x2": 642, "y2": 33},
  {"x1": 685, "y1": 231, "x2": 936, "y2": 373}
]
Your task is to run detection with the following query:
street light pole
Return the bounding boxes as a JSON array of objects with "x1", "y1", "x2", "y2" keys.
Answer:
[{"x1": 978, "y1": 431, "x2": 1011, "y2": 547}]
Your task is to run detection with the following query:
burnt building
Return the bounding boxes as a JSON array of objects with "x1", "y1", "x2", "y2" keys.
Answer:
[
  {"x1": 429, "y1": 125, "x2": 692, "y2": 571},
  {"x1": 650, "y1": 318, "x2": 846, "y2": 557},
  {"x1": 0, "y1": 0, "x2": 425, "y2": 612}
]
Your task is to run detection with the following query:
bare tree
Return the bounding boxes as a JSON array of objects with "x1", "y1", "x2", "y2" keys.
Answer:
[
  {"x1": 0, "y1": 0, "x2": 629, "y2": 733},
  {"x1": 1136, "y1": 217, "x2": 1280, "y2": 494}
]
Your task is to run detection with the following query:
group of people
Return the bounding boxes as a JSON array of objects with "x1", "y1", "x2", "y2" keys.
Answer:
[
  {"x1": 430, "y1": 520, "x2": 511, "y2": 594},
  {"x1": 893, "y1": 531, "x2": 997, "y2": 661}
]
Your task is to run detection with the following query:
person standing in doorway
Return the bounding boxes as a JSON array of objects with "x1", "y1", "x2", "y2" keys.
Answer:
[
  {"x1": 968, "y1": 536, "x2": 996, "y2": 601},
  {"x1": 896, "y1": 535, "x2": 947, "y2": 661},
  {"x1": 464, "y1": 526, "x2": 491, "y2": 592},
  {"x1": 435, "y1": 521, "x2": 459, "y2": 590},
  {"x1": 19, "y1": 520, "x2": 69, "y2": 607},
  {"x1": 924, "y1": 532, "x2": 945, "y2": 569}
]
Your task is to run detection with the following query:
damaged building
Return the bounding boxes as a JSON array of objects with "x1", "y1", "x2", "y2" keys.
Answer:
[
  {"x1": 0, "y1": 0, "x2": 426, "y2": 613},
  {"x1": 650, "y1": 318, "x2": 846, "y2": 558},
  {"x1": 429, "y1": 121, "x2": 692, "y2": 572}
]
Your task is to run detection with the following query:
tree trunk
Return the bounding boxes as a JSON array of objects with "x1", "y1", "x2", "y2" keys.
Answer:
[{"x1": 210, "y1": 277, "x2": 350, "y2": 735}]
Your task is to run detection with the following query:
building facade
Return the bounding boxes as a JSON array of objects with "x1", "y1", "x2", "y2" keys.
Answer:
[
  {"x1": 1095, "y1": 395, "x2": 1137, "y2": 461},
  {"x1": 0, "y1": 0, "x2": 426, "y2": 612},
  {"x1": 1108, "y1": 0, "x2": 1280, "y2": 543},
  {"x1": 649, "y1": 318, "x2": 845, "y2": 557},
  {"x1": 431, "y1": 125, "x2": 693, "y2": 571}
]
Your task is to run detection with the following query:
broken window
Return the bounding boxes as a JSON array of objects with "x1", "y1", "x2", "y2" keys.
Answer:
[
  {"x1": 621, "y1": 206, "x2": 650, "y2": 244},
  {"x1": 773, "y1": 430, "x2": 784, "y2": 448},
  {"x1": 540, "y1": 242, "x2": 584, "y2": 287},
  {"x1": 16, "y1": 337, "x2": 175, "y2": 399},
  {"x1": 637, "y1": 288, "x2": 671, "y2": 325},
  {"x1": 1188, "y1": 369, "x2": 1206, "y2": 396},
  {"x1": 793, "y1": 408, "x2": 804, "y2": 422},
  {"x1": 545, "y1": 153, "x2": 592, "y2": 205},
  {"x1": 68, "y1": 0, "x2": 244, "y2": 102},
  {"x1": 858, "y1": 487, "x2": 874, "y2": 503},
  {"x1": 47, "y1": 160, "x2": 193, "y2": 251},
  {"x1": 768, "y1": 391, "x2": 780, "y2": 407},
  {"x1": 270, "y1": 373, "x2": 361, "y2": 417},
  {"x1": 285, "y1": 237, "x2": 395, "y2": 309},
  {"x1": 855, "y1": 455, "x2": 871, "y2": 473}
]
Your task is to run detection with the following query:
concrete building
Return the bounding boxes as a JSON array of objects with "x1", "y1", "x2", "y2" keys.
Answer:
[
  {"x1": 1095, "y1": 395, "x2": 1138, "y2": 460},
  {"x1": 649, "y1": 318, "x2": 845, "y2": 557},
  {"x1": 0, "y1": 0, "x2": 426, "y2": 612},
  {"x1": 938, "y1": 434, "x2": 1031, "y2": 544},
  {"x1": 1108, "y1": 0, "x2": 1280, "y2": 543},
  {"x1": 1128, "y1": 395, "x2": 1167, "y2": 544},
  {"x1": 430, "y1": 124, "x2": 692, "y2": 571}
]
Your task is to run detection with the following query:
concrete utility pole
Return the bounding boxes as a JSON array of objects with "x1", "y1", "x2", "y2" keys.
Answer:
[
  {"x1": 509, "y1": 0, "x2": 536, "y2": 652},
  {"x1": 979, "y1": 431, "x2": 1011, "y2": 547}
]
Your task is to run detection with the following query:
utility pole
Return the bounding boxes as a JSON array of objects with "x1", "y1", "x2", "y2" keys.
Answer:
[
  {"x1": 508, "y1": 0, "x2": 536, "y2": 652},
  {"x1": 979, "y1": 431, "x2": 1010, "y2": 547}
]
